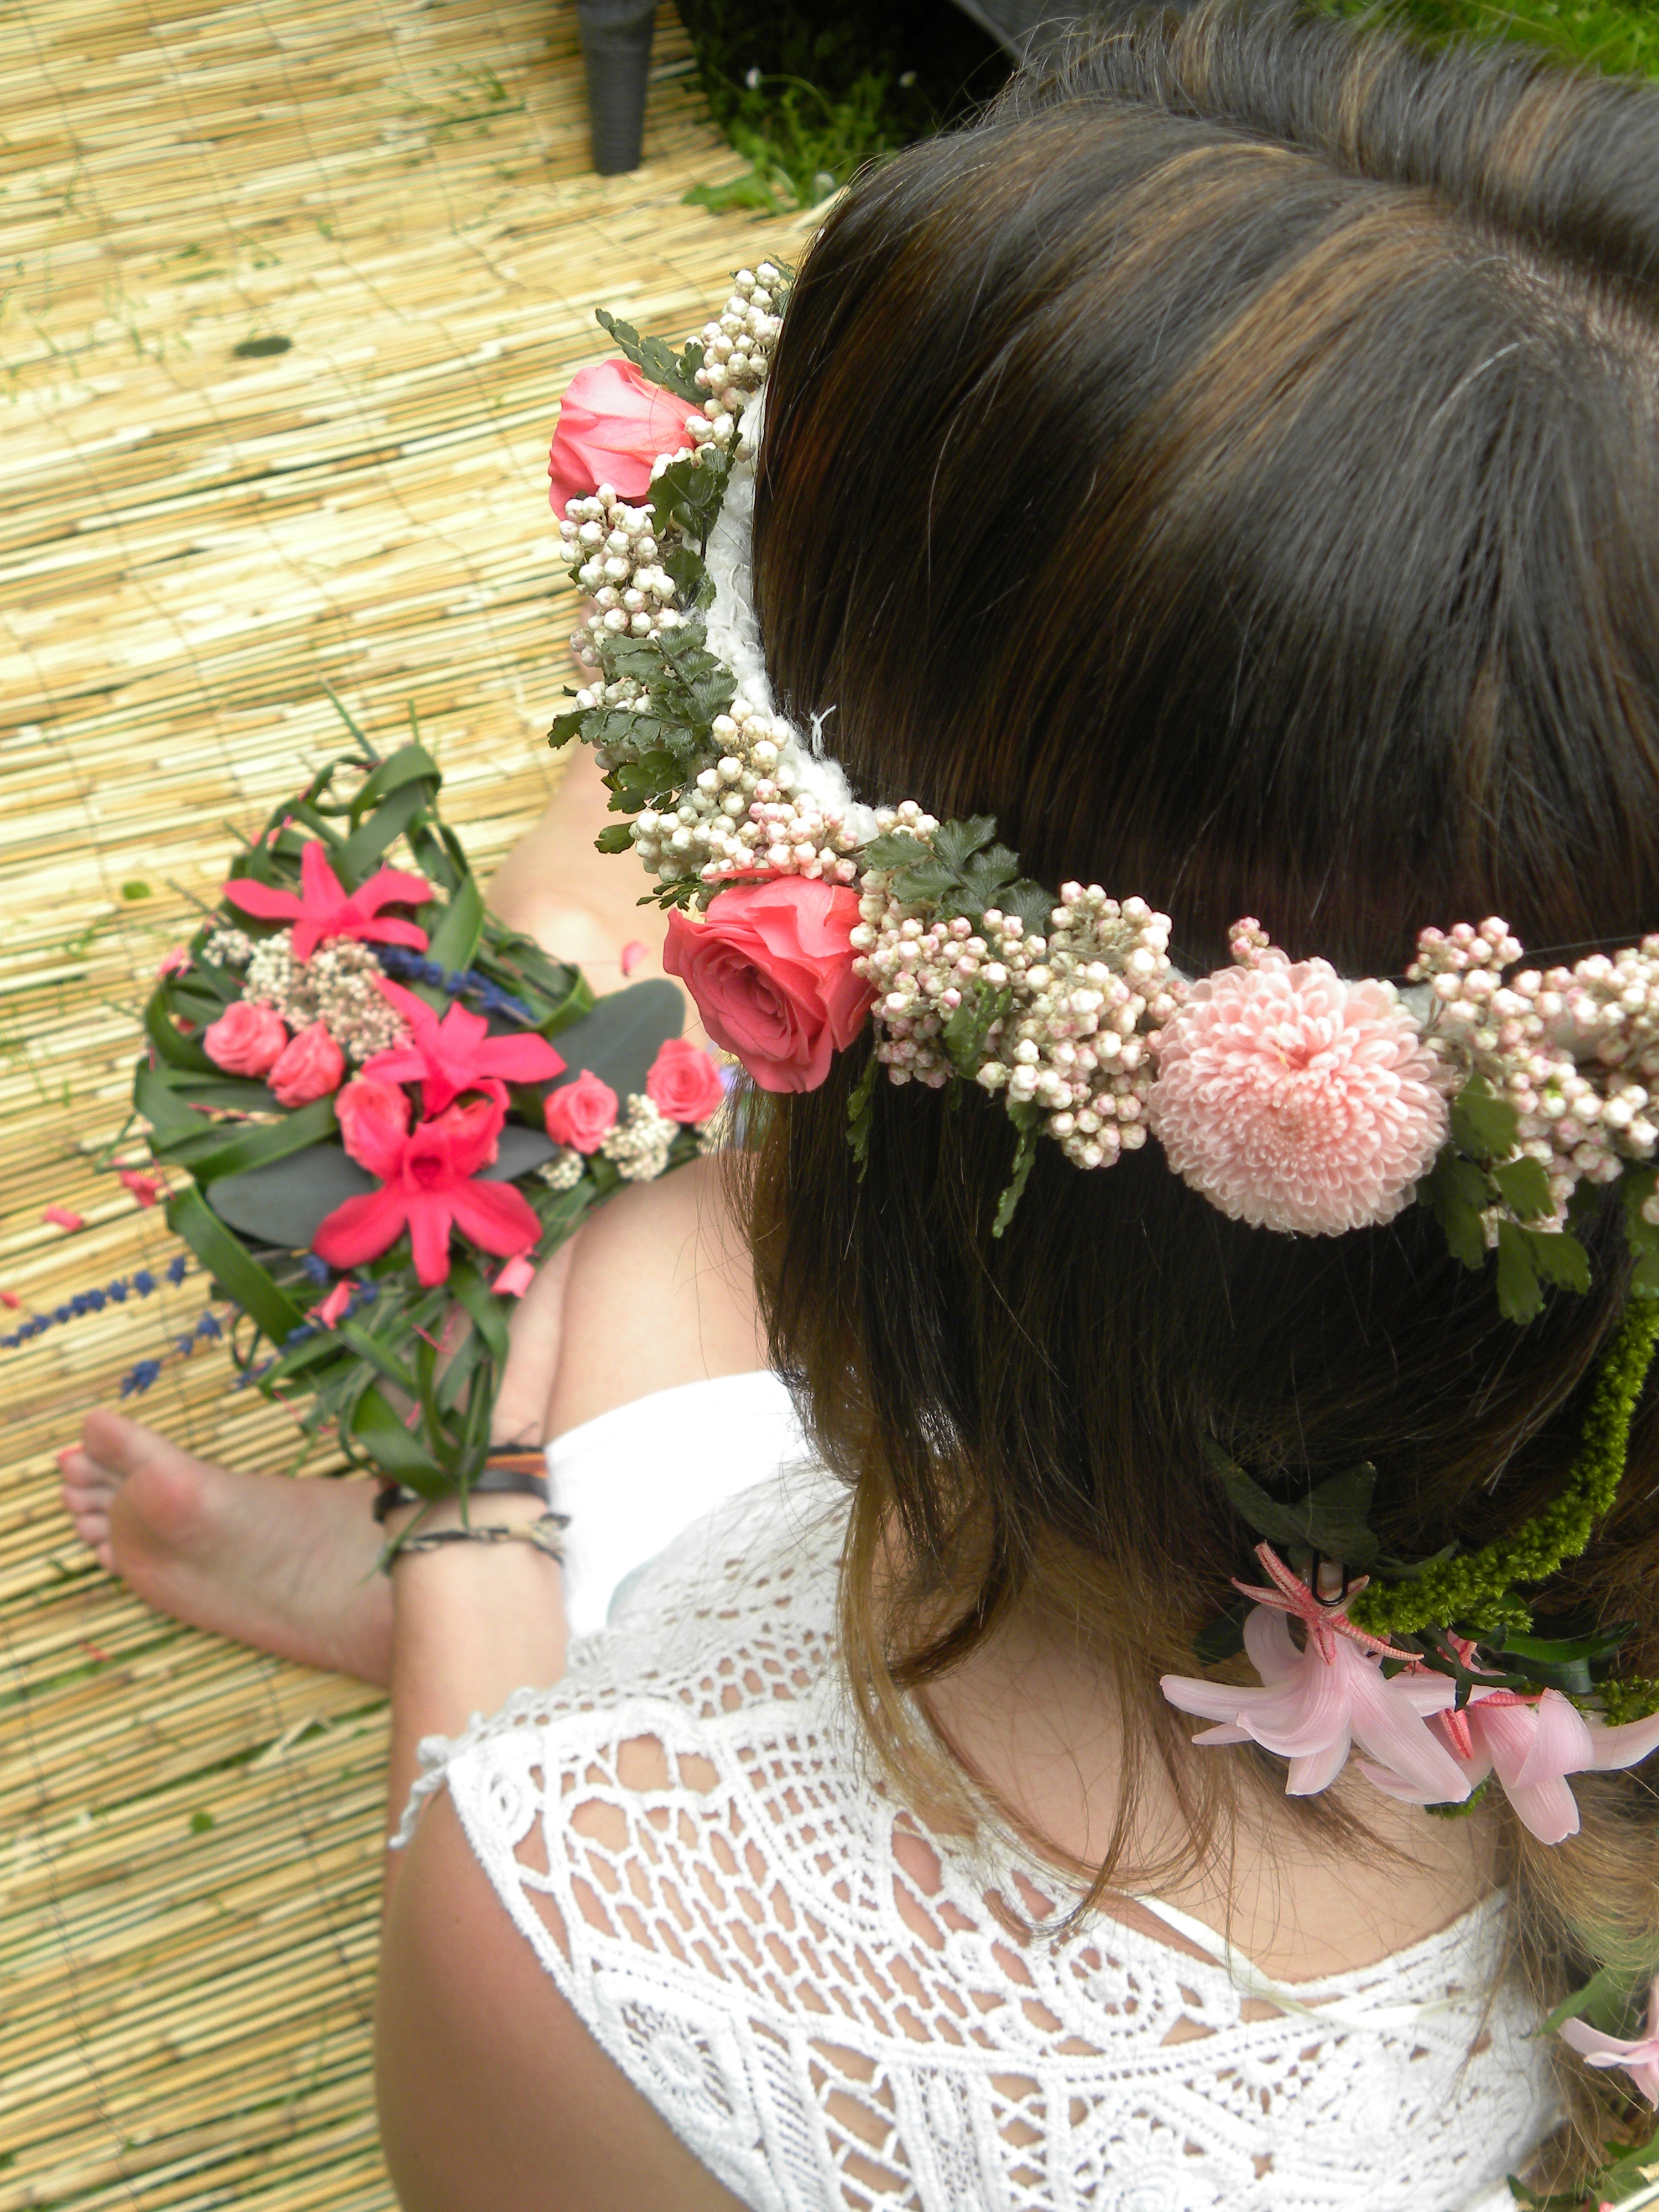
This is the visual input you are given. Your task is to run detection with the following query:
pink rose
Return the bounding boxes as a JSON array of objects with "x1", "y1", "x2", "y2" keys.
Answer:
[
  {"x1": 546, "y1": 359, "x2": 702, "y2": 517},
  {"x1": 662, "y1": 878, "x2": 873, "y2": 1094},
  {"x1": 645, "y1": 1036, "x2": 726, "y2": 1124},
  {"x1": 268, "y1": 1020, "x2": 346, "y2": 1108},
  {"x1": 204, "y1": 999, "x2": 288, "y2": 1078},
  {"x1": 335, "y1": 1077, "x2": 411, "y2": 1167},
  {"x1": 544, "y1": 1068, "x2": 619, "y2": 1153}
]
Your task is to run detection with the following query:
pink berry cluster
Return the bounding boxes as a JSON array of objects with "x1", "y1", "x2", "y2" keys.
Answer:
[
  {"x1": 850, "y1": 872, "x2": 1183, "y2": 1169},
  {"x1": 1411, "y1": 920, "x2": 1659, "y2": 1224}
]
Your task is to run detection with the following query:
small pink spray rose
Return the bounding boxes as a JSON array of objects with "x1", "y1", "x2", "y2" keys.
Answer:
[
  {"x1": 544, "y1": 1069, "x2": 619, "y2": 1154},
  {"x1": 268, "y1": 1020, "x2": 346, "y2": 1108},
  {"x1": 664, "y1": 878, "x2": 873, "y2": 1094},
  {"x1": 1149, "y1": 946, "x2": 1448, "y2": 1235},
  {"x1": 546, "y1": 359, "x2": 702, "y2": 517},
  {"x1": 645, "y1": 1037, "x2": 726, "y2": 1125},
  {"x1": 204, "y1": 1000, "x2": 289, "y2": 1078}
]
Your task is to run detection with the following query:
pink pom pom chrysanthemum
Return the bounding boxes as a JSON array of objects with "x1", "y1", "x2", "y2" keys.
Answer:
[{"x1": 1149, "y1": 947, "x2": 1448, "y2": 1235}]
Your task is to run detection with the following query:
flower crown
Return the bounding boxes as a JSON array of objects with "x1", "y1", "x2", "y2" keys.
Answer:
[
  {"x1": 546, "y1": 276, "x2": 1659, "y2": 2163},
  {"x1": 548, "y1": 269, "x2": 1659, "y2": 1329}
]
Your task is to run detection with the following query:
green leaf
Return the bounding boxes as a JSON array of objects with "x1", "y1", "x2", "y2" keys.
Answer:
[
  {"x1": 594, "y1": 308, "x2": 705, "y2": 405},
  {"x1": 1192, "y1": 1600, "x2": 1249, "y2": 1666},
  {"x1": 593, "y1": 823, "x2": 635, "y2": 855},
  {"x1": 992, "y1": 1105, "x2": 1041, "y2": 1238},
  {"x1": 1204, "y1": 1442, "x2": 1383, "y2": 1571},
  {"x1": 662, "y1": 543, "x2": 712, "y2": 611},
  {"x1": 1491, "y1": 1154, "x2": 1555, "y2": 1222},
  {"x1": 930, "y1": 816, "x2": 998, "y2": 870},
  {"x1": 425, "y1": 873, "x2": 484, "y2": 976},
  {"x1": 1522, "y1": 1225, "x2": 1590, "y2": 1295},
  {"x1": 1421, "y1": 1146, "x2": 1490, "y2": 1270},
  {"x1": 862, "y1": 831, "x2": 931, "y2": 872},
  {"x1": 349, "y1": 1385, "x2": 450, "y2": 1487},
  {"x1": 1451, "y1": 1073, "x2": 1521, "y2": 1161},
  {"x1": 544, "y1": 980, "x2": 682, "y2": 1103},
  {"x1": 165, "y1": 1185, "x2": 306, "y2": 1345},
  {"x1": 547, "y1": 709, "x2": 587, "y2": 751},
  {"x1": 447, "y1": 1262, "x2": 511, "y2": 1367},
  {"x1": 144, "y1": 992, "x2": 216, "y2": 1075},
  {"x1": 888, "y1": 858, "x2": 959, "y2": 905},
  {"x1": 846, "y1": 1049, "x2": 880, "y2": 1177},
  {"x1": 172, "y1": 1093, "x2": 341, "y2": 1184},
  {"x1": 942, "y1": 985, "x2": 1011, "y2": 1082},
  {"x1": 1495, "y1": 1218, "x2": 1545, "y2": 1324}
]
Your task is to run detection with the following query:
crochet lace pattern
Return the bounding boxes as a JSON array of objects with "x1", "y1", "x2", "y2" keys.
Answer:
[{"x1": 401, "y1": 1475, "x2": 1557, "y2": 2212}]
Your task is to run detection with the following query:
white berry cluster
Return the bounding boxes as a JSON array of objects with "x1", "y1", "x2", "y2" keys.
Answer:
[
  {"x1": 202, "y1": 922, "x2": 254, "y2": 967},
  {"x1": 242, "y1": 928, "x2": 411, "y2": 1062},
  {"x1": 688, "y1": 264, "x2": 784, "y2": 455},
  {"x1": 851, "y1": 867, "x2": 1185, "y2": 1170},
  {"x1": 1411, "y1": 921, "x2": 1659, "y2": 1223},
  {"x1": 624, "y1": 700, "x2": 860, "y2": 899},
  {"x1": 561, "y1": 487, "x2": 684, "y2": 671},
  {"x1": 598, "y1": 1093, "x2": 677, "y2": 1182}
]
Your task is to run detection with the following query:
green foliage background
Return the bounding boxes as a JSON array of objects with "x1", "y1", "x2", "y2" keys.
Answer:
[{"x1": 673, "y1": 0, "x2": 1658, "y2": 215}]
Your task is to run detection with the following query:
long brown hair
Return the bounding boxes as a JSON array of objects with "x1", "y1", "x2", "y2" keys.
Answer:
[{"x1": 739, "y1": 0, "x2": 1659, "y2": 2172}]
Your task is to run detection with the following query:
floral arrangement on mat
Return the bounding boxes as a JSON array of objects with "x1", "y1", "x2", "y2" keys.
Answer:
[{"x1": 129, "y1": 721, "x2": 722, "y2": 1497}]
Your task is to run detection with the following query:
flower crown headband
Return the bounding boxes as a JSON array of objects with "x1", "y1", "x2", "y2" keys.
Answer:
[
  {"x1": 548, "y1": 267, "x2": 1659, "y2": 1322},
  {"x1": 546, "y1": 272, "x2": 1659, "y2": 2154}
]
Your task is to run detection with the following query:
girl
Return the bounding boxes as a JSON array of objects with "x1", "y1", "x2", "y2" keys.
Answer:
[{"x1": 62, "y1": 3, "x2": 1659, "y2": 2203}]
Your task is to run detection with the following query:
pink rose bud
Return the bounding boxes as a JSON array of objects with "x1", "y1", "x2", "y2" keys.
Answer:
[
  {"x1": 546, "y1": 358, "x2": 702, "y2": 517},
  {"x1": 268, "y1": 1020, "x2": 346, "y2": 1108},
  {"x1": 644, "y1": 1036, "x2": 726, "y2": 1125},
  {"x1": 203, "y1": 999, "x2": 289, "y2": 1078},
  {"x1": 663, "y1": 878, "x2": 874, "y2": 1093},
  {"x1": 544, "y1": 1068, "x2": 619, "y2": 1153},
  {"x1": 333, "y1": 1077, "x2": 412, "y2": 1171},
  {"x1": 310, "y1": 1280, "x2": 354, "y2": 1329},
  {"x1": 492, "y1": 1254, "x2": 536, "y2": 1297}
]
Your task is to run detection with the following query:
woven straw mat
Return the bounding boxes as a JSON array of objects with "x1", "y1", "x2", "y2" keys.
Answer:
[{"x1": 0, "y1": 3, "x2": 811, "y2": 2203}]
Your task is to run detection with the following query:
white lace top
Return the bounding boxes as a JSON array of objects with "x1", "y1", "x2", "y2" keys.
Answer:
[{"x1": 403, "y1": 1377, "x2": 1557, "y2": 2212}]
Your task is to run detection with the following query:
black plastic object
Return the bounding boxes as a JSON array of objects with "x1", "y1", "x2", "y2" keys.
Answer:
[{"x1": 577, "y1": 0, "x2": 659, "y2": 175}]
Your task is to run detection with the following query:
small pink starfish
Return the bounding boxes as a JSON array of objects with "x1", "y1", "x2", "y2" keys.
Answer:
[{"x1": 1231, "y1": 1542, "x2": 1402, "y2": 1662}]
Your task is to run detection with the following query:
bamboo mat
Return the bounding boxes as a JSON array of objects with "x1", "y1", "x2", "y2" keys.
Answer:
[{"x1": 0, "y1": 3, "x2": 799, "y2": 2201}]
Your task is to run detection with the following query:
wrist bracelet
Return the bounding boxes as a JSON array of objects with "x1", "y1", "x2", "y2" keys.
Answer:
[
  {"x1": 387, "y1": 1513, "x2": 567, "y2": 1563},
  {"x1": 373, "y1": 1452, "x2": 551, "y2": 1525}
]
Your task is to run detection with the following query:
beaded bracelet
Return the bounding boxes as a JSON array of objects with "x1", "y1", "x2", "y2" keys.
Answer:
[{"x1": 388, "y1": 1513, "x2": 568, "y2": 1563}]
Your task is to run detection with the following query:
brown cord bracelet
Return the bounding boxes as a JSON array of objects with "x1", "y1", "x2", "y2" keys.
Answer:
[{"x1": 388, "y1": 1513, "x2": 567, "y2": 1563}]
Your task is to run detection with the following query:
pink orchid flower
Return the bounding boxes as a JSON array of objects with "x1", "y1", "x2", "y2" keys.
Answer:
[
  {"x1": 362, "y1": 979, "x2": 565, "y2": 1114},
  {"x1": 312, "y1": 1083, "x2": 540, "y2": 1288},
  {"x1": 1559, "y1": 1972, "x2": 1659, "y2": 2105},
  {"x1": 1162, "y1": 1545, "x2": 1469, "y2": 1802},
  {"x1": 221, "y1": 841, "x2": 432, "y2": 963},
  {"x1": 1363, "y1": 1681, "x2": 1659, "y2": 1846}
]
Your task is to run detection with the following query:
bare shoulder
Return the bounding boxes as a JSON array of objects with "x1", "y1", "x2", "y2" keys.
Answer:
[
  {"x1": 377, "y1": 1790, "x2": 748, "y2": 2212},
  {"x1": 544, "y1": 1155, "x2": 766, "y2": 1437}
]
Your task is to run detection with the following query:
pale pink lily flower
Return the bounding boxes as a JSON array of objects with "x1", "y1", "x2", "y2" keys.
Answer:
[
  {"x1": 1161, "y1": 1546, "x2": 1469, "y2": 1803},
  {"x1": 1558, "y1": 1973, "x2": 1659, "y2": 2106},
  {"x1": 1363, "y1": 1682, "x2": 1659, "y2": 1846}
]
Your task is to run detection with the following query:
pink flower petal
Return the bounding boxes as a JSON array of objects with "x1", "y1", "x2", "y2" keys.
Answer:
[
  {"x1": 620, "y1": 940, "x2": 647, "y2": 978},
  {"x1": 310, "y1": 1280, "x2": 355, "y2": 1329},
  {"x1": 1586, "y1": 1704, "x2": 1659, "y2": 1772},
  {"x1": 312, "y1": 1187, "x2": 408, "y2": 1270},
  {"x1": 448, "y1": 1178, "x2": 541, "y2": 1259},
  {"x1": 492, "y1": 1254, "x2": 536, "y2": 1297},
  {"x1": 1514, "y1": 1690, "x2": 1593, "y2": 1788},
  {"x1": 1347, "y1": 1664, "x2": 1472, "y2": 1802},
  {"x1": 43, "y1": 1206, "x2": 84, "y2": 1231},
  {"x1": 221, "y1": 876, "x2": 304, "y2": 922},
  {"x1": 406, "y1": 1196, "x2": 455, "y2": 1287},
  {"x1": 1502, "y1": 1772, "x2": 1582, "y2": 1845},
  {"x1": 1287, "y1": 1730, "x2": 1354, "y2": 1796}
]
